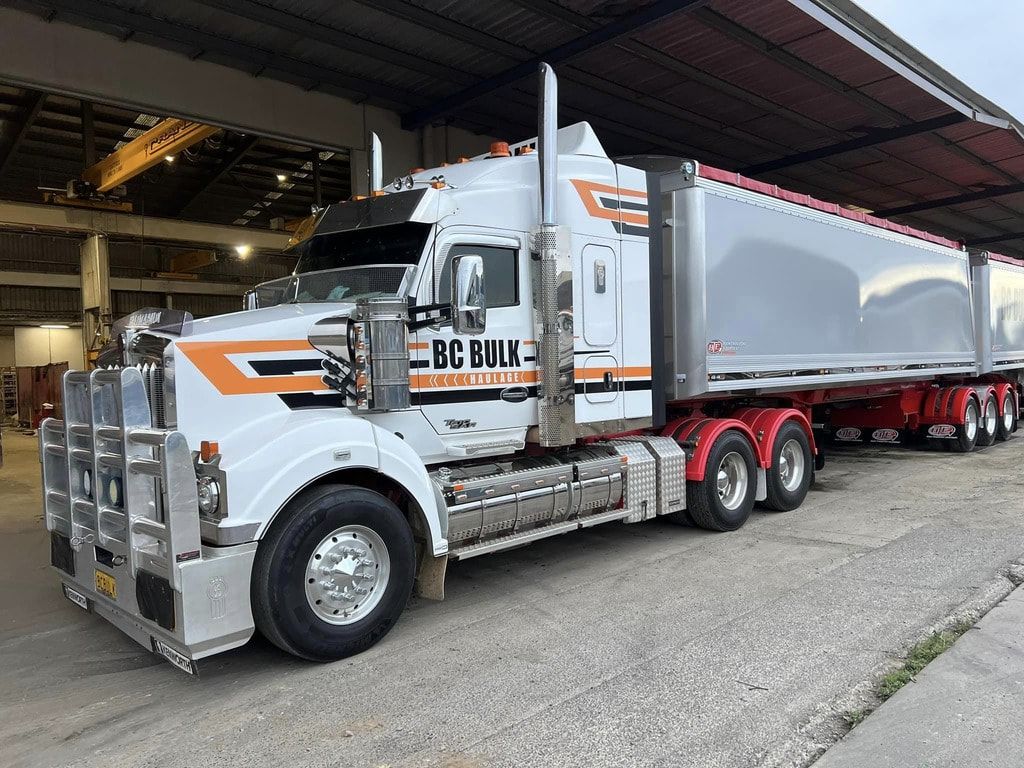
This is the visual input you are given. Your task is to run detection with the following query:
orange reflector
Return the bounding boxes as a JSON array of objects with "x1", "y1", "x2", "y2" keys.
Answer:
[
  {"x1": 489, "y1": 141, "x2": 511, "y2": 157},
  {"x1": 453, "y1": 483, "x2": 465, "y2": 492},
  {"x1": 200, "y1": 441, "x2": 219, "y2": 462},
  {"x1": 351, "y1": 194, "x2": 367, "y2": 201},
  {"x1": 431, "y1": 180, "x2": 446, "y2": 189},
  {"x1": 370, "y1": 190, "x2": 386, "y2": 197}
]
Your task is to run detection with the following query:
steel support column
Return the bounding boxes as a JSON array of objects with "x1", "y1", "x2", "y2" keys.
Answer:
[{"x1": 80, "y1": 233, "x2": 111, "y2": 365}]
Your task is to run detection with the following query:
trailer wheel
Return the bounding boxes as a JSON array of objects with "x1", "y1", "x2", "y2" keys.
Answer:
[
  {"x1": 761, "y1": 421, "x2": 813, "y2": 512},
  {"x1": 252, "y1": 484, "x2": 415, "y2": 661},
  {"x1": 686, "y1": 430, "x2": 757, "y2": 531},
  {"x1": 997, "y1": 391, "x2": 1017, "y2": 441},
  {"x1": 977, "y1": 396, "x2": 999, "y2": 448},
  {"x1": 951, "y1": 399, "x2": 980, "y2": 453}
]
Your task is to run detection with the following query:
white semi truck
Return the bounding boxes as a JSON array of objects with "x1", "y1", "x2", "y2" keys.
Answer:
[{"x1": 40, "y1": 65, "x2": 1023, "y2": 673}]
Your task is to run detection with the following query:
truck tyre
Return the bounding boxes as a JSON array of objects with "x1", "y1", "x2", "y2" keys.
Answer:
[
  {"x1": 686, "y1": 430, "x2": 757, "y2": 532},
  {"x1": 950, "y1": 399, "x2": 980, "y2": 453},
  {"x1": 761, "y1": 421, "x2": 813, "y2": 512},
  {"x1": 977, "y1": 396, "x2": 999, "y2": 447},
  {"x1": 996, "y1": 391, "x2": 1016, "y2": 441},
  {"x1": 252, "y1": 484, "x2": 415, "y2": 662}
]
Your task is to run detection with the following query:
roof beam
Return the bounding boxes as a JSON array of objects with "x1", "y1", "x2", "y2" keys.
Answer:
[
  {"x1": 173, "y1": 135, "x2": 260, "y2": 217},
  {"x1": 741, "y1": 113, "x2": 969, "y2": 176},
  {"x1": 401, "y1": 0, "x2": 709, "y2": 129},
  {"x1": 964, "y1": 231, "x2": 1024, "y2": 248},
  {"x1": 0, "y1": 90, "x2": 45, "y2": 178},
  {"x1": 873, "y1": 183, "x2": 1024, "y2": 218},
  {"x1": 0, "y1": 270, "x2": 247, "y2": 296},
  {"x1": 0, "y1": 199, "x2": 290, "y2": 250}
]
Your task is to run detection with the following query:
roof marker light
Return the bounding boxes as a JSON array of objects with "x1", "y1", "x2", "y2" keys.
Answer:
[{"x1": 489, "y1": 141, "x2": 511, "y2": 158}]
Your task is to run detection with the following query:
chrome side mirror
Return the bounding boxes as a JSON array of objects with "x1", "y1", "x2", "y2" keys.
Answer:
[
  {"x1": 243, "y1": 289, "x2": 257, "y2": 310},
  {"x1": 451, "y1": 254, "x2": 486, "y2": 335}
]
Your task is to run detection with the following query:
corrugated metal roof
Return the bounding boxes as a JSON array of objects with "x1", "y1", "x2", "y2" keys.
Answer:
[{"x1": 0, "y1": 0, "x2": 1022, "y2": 257}]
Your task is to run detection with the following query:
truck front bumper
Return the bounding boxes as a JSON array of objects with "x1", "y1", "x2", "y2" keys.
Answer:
[{"x1": 40, "y1": 367, "x2": 257, "y2": 672}]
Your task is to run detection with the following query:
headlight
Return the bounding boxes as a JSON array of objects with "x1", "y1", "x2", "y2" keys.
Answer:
[
  {"x1": 197, "y1": 477, "x2": 221, "y2": 516},
  {"x1": 108, "y1": 476, "x2": 122, "y2": 507}
]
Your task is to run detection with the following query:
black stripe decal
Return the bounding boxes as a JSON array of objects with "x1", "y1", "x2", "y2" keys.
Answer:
[
  {"x1": 278, "y1": 392, "x2": 348, "y2": 409},
  {"x1": 597, "y1": 196, "x2": 649, "y2": 213},
  {"x1": 611, "y1": 221, "x2": 650, "y2": 237},
  {"x1": 410, "y1": 359, "x2": 429, "y2": 369},
  {"x1": 251, "y1": 358, "x2": 323, "y2": 376},
  {"x1": 573, "y1": 379, "x2": 652, "y2": 394},
  {"x1": 416, "y1": 386, "x2": 539, "y2": 406}
]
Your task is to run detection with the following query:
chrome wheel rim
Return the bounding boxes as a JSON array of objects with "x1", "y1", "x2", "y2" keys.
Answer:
[
  {"x1": 305, "y1": 525, "x2": 390, "y2": 625},
  {"x1": 716, "y1": 451, "x2": 749, "y2": 511},
  {"x1": 984, "y1": 398, "x2": 998, "y2": 436},
  {"x1": 778, "y1": 438, "x2": 805, "y2": 492},
  {"x1": 1002, "y1": 396, "x2": 1015, "y2": 432},
  {"x1": 965, "y1": 402, "x2": 978, "y2": 441}
]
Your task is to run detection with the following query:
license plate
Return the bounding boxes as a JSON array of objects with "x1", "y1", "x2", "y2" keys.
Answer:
[
  {"x1": 95, "y1": 569, "x2": 117, "y2": 600},
  {"x1": 153, "y1": 639, "x2": 196, "y2": 675},
  {"x1": 62, "y1": 584, "x2": 89, "y2": 611}
]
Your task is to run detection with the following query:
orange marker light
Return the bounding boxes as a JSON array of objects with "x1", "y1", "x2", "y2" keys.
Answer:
[
  {"x1": 430, "y1": 180, "x2": 446, "y2": 189},
  {"x1": 408, "y1": 167, "x2": 425, "y2": 174},
  {"x1": 200, "y1": 441, "x2": 220, "y2": 462},
  {"x1": 489, "y1": 141, "x2": 511, "y2": 157},
  {"x1": 456, "y1": 156, "x2": 470, "y2": 163},
  {"x1": 370, "y1": 190, "x2": 386, "y2": 197},
  {"x1": 515, "y1": 145, "x2": 535, "y2": 155}
]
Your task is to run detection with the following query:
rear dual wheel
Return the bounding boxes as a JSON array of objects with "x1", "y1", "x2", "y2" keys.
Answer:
[
  {"x1": 762, "y1": 421, "x2": 813, "y2": 512},
  {"x1": 977, "y1": 396, "x2": 999, "y2": 448},
  {"x1": 684, "y1": 430, "x2": 757, "y2": 532},
  {"x1": 996, "y1": 391, "x2": 1018, "y2": 441},
  {"x1": 950, "y1": 399, "x2": 980, "y2": 453}
]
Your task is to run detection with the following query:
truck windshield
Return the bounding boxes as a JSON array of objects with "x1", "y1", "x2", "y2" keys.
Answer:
[{"x1": 252, "y1": 222, "x2": 432, "y2": 308}]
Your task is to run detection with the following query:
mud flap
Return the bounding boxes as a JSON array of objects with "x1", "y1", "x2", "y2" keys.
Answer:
[{"x1": 415, "y1": 551, "x2": 447, "y2": 601}]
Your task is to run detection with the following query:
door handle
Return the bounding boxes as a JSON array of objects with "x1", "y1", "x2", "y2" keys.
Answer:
[
  {"x1": 500, "y1": 386, "x2": 529, "y2": 403},
  {"x1": 603, "y1": 371, "x2": 614, "y2": 391}
]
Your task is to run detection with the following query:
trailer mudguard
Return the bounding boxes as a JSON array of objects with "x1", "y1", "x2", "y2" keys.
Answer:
[
  {"x1": 920, "y1": 385, "x2": 981, "y2": 425},
  {"x1": 730, "y1": 407, "x2": 817, "y2": 466},
  {"x1": 662, "y1": 416, "x2": 760, "y2": 482},
  {"x1": 223, "y1": 410, "x2": 447, "y2": 556}
]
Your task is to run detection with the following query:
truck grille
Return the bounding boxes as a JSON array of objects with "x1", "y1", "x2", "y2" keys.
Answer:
[{"x1": 139, "y1": 363, "x2": 166, "y2": 428}]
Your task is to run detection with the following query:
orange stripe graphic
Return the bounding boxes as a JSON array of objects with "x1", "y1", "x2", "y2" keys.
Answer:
[
  {"x1": 571, "y1": 179, "x2": 649, "y2": 227},
  {"x1": 574, "y1": 366, "x2": 652, "y2": 380},
  {"x1": 408, "y1": 342, "x2": 429, "y2": 350},
  {"x1": 178, "y1": 340, "x2": 328, "y2": 395}
]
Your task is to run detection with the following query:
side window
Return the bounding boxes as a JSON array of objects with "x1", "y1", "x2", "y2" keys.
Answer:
[{"x1": 438, "y1": 245, "x2": 518, "y2": 308}]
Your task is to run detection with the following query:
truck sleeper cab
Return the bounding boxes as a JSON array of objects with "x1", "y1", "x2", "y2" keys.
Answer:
[{"x1": 39, "y1": 64, "x2": 1023, "y2": 671}]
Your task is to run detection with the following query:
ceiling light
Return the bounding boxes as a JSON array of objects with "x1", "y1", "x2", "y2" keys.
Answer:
[
  {"x1": 276, "y1": 173, "x2": 288, "y2": 183},
  {"x1": 40, "y1": 324, "x2": 69, "y2": 329},
  {"x1": 164, "y1": 155, "x2": 176, "y2": 163},
  {"x1": 235, "y1": 244, "x2": 252, "y2": 258}
]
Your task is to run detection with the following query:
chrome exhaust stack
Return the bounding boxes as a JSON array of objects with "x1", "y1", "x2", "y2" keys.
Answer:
[
  {"x1": 369, "y1": 131, "x2": 383, "y2": 192},
  {"x1": 533, "y1": 63, "x2": 575, "y2": 447}
]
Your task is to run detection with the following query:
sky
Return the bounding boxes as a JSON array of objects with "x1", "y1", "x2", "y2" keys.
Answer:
[{"x1": 853, "y1": 0, "x2": 1024, "y2": 123}]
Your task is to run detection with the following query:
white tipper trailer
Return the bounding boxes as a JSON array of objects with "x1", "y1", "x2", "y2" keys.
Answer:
[{"x1": 39, "y1": 65, "x2": 1024, "y2": 673}]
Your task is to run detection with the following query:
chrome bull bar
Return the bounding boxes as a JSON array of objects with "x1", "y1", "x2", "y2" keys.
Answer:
[{"x1": 39, "y1": 367, "x2": 255, "y2": 667}]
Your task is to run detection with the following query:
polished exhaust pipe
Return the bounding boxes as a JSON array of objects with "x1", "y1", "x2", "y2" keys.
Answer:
[
  {"x1": 369, "y1": 131, "x2": 383, "y2": 192},
  {"x1": 538, "y1": 63, "x2": 558, "y2": 226}
]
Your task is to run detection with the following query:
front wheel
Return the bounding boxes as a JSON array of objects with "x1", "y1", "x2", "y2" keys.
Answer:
[{"x1": 252, "y1": 484, "x2": 415, "y2": 661}]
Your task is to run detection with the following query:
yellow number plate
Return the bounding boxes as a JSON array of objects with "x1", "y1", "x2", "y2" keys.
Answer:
[{"x1": 95, "y1": 569, "x2": 117, "y2": 600}]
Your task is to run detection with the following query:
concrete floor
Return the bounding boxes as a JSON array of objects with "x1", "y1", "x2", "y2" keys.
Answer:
[{"x1": 1, "y1": 427, "x2": 1023, "y2": 768}]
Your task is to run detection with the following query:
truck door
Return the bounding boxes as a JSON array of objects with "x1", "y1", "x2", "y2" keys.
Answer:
[
  {"x1": 575, "y1": 241, "x2": 623, "y2": 428},
  {"x1": 413, "y1": 231, "x2": 537, "y2": 448}
]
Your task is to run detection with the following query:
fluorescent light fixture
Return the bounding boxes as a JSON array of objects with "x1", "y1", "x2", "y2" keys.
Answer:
[
  {"x1": 276, "y1": 173, "x2": 288, "y2": 183},
  {"x1": 40, "y1": 324, "x2": 69, "y2": 329},
  {"x1": 164, "y1": 155, "x2": 176, "y2": 163},
  {"x1": 235, "y1": 244, "x2": 252, "y2": 258}
]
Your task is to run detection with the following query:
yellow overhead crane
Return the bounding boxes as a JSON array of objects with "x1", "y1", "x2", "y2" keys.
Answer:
[{"x1": 51, "y1": 118, "x2": 220, "y2": 212}]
